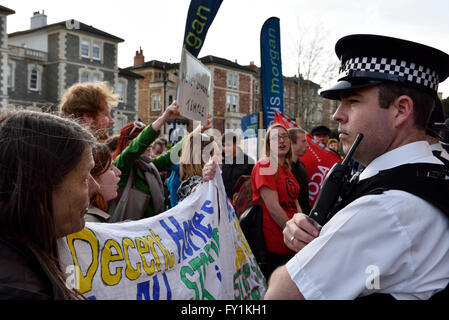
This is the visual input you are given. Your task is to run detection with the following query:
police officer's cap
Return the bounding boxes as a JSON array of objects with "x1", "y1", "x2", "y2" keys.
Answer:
[
  {"x1": 320, "y1": 34, "x2": 449, "y2": 100},
  {"x1": 311, "y1": 125, "x2": 331, "y2": 136}
]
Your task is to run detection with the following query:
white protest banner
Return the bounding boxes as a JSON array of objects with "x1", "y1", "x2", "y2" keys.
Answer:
[
  {"x1": 58, "y1": 167, "x2": 266, "y2": 300},
  {"x1": 177, "y1": 48, "x2": 211, "y2": 125}
]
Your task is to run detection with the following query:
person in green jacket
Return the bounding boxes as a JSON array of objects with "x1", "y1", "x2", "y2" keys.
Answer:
[
  {"x1": 111, "y1": 101, "x2": 216, "y2": 220},
  {"x1": 111, "y1": 101, "x2": 181, "y2": 219}
]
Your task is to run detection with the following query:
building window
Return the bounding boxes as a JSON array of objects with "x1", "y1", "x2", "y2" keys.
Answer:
[
  {"x1": 92, "y1": 73, "x2": 101, "y2": 83},
  {"x1": 290, "y1": 87, "x2": 295, "y2": 99},
  {"x1": 117, "y1": 80, "x2": 126, "y2": 103},
  {"x1": 80, "y1": 71, "x2": 90, "y2": 83},
  {"x1": 81, "y1": 39, "x2": 90, "y2": 58},
  {"x1": 255, "y1": 81, "x2": 259, "y2": 94},
  {"x1": 152, "y1": 95, "x2": 161, "y2": 111},
  {"x1": 29, "y1": 69, "x2": 39, "y2": 91},
  {"x1": 226, "y1": 93, "x2": 238, "y2": 112},
  {"x1": 7, "y1": 63, "x2": 13, "y2": 88},
  {"x1": 92, "y1": 41, "x2": 101, "y2": 60},
  {"x1": 227, "y1": 72, "x2": 238, "y2": 89}
]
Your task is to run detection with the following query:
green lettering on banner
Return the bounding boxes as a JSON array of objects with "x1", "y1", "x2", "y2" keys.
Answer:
[{"x1": 180, "y1": 228, "x2": 221, "y2": 299}]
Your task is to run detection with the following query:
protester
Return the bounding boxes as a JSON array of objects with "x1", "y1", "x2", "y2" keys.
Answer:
[
  {"x1": 0, "y1": 110, "x2": 96, "y2": 299},
  {"x1": 265, "y1": 34, "x2": 449, "y2": 300},
  {"x1": 251, "y1": 123, "x2": 302, "y2": 279},
  {"x1": 151, "y1": 139, "x2": 166, "y2": 158},
  {"x1": 110, "y1": 102, "x2": 181, "y2": 220},
  {"x1": 85, "y1": 143, "x2": 122, "y2": 223},
  {"x1": 59, "y1": 81, "x2": 117, "y2": 141},
  {"x1": 327, "y1": 138, "x2": 338, "y2": 152},
  {"x1": 177, "y1": 131, "x2": 219, "y2": 202},
  {"x1": 221, "y1": 132, "x2": 254, "y2": 200},
  {"x1": 288, "y1": 128, "x2": 311, "y2": 215},
  {"x1": 311, "y1": 125, "x2": 331, "y2": 146}
]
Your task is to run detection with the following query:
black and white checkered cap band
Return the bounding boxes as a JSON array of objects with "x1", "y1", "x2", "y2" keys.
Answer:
[{"x1": 339, "y1": 57, "x2": 439, "y2": 91}]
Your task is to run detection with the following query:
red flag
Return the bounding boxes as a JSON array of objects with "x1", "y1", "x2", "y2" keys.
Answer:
[{"x1": 274, "y1": 111, "x2": 342, "y2": 207}]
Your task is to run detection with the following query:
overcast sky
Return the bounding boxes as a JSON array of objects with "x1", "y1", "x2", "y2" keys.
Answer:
[{"x1": 4, "y1": 0, "x2": 449, "y2": 98}]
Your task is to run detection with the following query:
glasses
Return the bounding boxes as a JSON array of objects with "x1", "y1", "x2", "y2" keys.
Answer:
[
  {"x1": 129, "y1": 120, "x2": 146, "y2": 138},
  {"x1": 270, "y1": 134, "x2": 290, "y2": 142}
]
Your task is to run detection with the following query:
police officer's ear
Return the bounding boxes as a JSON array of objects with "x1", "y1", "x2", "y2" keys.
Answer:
[{"x1": 392, "y1": 95, "x2": 414, "y2": 128}]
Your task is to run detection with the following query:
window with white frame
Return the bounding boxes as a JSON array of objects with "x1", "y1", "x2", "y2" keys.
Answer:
[
  {"x1": 226, "y1": 93, "x2": 239, "y2": 112},
  {"x1": 92, "y1": 73, "x2": 102, "y2": 83},
  {"x1": 80, "y1": 71, "x2": 90, "y2": 83},
  {"x1": 92, "y1": 41, "x2": 101, "y2": 60},
  {"x1": 29, "y1": 69, "x2": 39, "y2": 91},
  {"x1": 152, "y1": 95, "x2": 161, "y2": 111},
  {"x1": 255, "y1": 81, "x2": 259, "y2": 94},
  {"x1": 290, "y1": 87, "x2": 295, "y2": 99},
  {"x1": 80, "y1": 38, "x2": 102, "y2": 60},
  {"x1": 227, "y1": 72, "x2": 238, "y2": 89},
  {"x1": 81, "y1": 39, "x2": 90, "y2": 58},
  {"x1": 117, "y1": 80, "x2": 126, "y2": 103}
]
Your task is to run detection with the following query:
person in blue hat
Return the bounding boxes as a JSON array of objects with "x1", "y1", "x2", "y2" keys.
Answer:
[{"x1": 265, "y1": 34, "x2": 449, "y2": 300}]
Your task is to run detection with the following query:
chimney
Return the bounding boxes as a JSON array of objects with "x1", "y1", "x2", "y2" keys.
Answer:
[
  {"x1": 134, "y1": 47, "x2": 145, "y2": 66},
  {"x1": 31, "y1": 11, "x2": 47, "y2": 29}
]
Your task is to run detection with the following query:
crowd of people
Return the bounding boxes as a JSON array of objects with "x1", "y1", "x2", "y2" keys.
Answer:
[{"x1": 0, "y1": 33, "x2": 448, "y2": 300}]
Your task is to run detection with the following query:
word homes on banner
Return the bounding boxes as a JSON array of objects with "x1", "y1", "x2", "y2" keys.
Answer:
[{"x1": 177, "y1": 48, "x2": 211, "y2": 125}]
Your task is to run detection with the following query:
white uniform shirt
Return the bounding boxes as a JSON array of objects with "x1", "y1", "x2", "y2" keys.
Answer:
[{"x1": 286, "y1": 141, "x2": 449, "y2": 300}]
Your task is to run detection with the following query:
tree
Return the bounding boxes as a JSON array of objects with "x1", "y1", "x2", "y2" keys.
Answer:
[{"x1": 286, "y1": 19, "x2": 339, "y2": 129}]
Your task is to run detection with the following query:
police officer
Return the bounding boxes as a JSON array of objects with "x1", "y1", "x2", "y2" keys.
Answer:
[{"x1": 264, "y1": 34, "x2": 449, "y2": 300}]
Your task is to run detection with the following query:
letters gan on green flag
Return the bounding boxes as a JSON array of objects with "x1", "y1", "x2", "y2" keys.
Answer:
[{"x1": 182, "y1": 0, "x2": 223, "y2": 57}]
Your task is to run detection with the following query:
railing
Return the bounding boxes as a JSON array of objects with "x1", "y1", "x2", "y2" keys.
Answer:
[{"x1": 8, "y1": 45, "x2": 48, "y2": 61}]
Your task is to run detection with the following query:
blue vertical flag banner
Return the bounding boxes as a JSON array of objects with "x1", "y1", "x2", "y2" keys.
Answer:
[
  {"x1": 182, "y1": 0, "x2": 223, "y2": 57},
  {"x1": 260, "y1": 17, "x2": 284, "y2": 128}
]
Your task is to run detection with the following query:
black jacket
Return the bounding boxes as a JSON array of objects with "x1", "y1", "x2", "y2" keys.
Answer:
[
  {"x1": 0, "y1": 237, "x2": 63, "y2": 300},
  {"x1": 221, "y1": 151, "x2": 254, "y2": 200}
]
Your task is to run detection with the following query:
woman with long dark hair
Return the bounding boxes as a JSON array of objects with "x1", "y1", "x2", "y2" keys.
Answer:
[{"x1": 0, "y1": 110, "x2": 96, "y2": 299}]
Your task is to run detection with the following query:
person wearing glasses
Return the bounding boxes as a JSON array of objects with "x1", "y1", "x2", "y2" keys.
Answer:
[{"x1": 251, "y1": 123, "x2": 302, "y2": 279}]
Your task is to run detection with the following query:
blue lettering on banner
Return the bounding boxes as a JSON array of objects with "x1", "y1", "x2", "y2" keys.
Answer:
[
  {"x1": 160, "y1": 200, "x2": 214, "y2": 263},
  {"x1": 136, "y1": 273, "x2": 172, "y2": 300}
]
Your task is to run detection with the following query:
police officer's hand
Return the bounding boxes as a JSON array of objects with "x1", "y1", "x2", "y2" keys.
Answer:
[{"x1": 283, "y1": 213, "x2": 322, "y2": 252}]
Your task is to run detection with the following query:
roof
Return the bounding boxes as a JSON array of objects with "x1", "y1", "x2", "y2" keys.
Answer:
[
  {"x1": 8, "y1": 20, "x2": 124, "y2": 42},
  {"x1": 119, "y1": 68, "x2": 144, "y2": 79},
  {"x1": 0, "y1": 5, "x2": 15, "y2": 15},
  {"x1": 131, "y1": 60, "x2": 179, "y2": 71},
  {"x1": 199, "y1": 55, "x2": 255, "y2": 73}
]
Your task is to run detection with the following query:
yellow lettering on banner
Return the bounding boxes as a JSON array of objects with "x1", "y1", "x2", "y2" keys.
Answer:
[
  {"x1": 136, "y1": 237, "x2": 155, "y2": 276},
  {"x1": 148, "y1": 229, "x2": 175, "y2": 270},
  {"x1": 66, "y1": 228, "x2": 99, "y2": 294},
  {"x1": 196, "y1": 5, "x2": 211, "y2": 21},
  {"x1": 122, "y1": 238, "x2": 141, "y2": 280},
  {"x1": 185, "y1": 33, "x2": 202, "y2": 49},
  {"x1": 192, "y1": 19, "x2": 206, "y2": 34},
  {"x1": 101, "y1": 239, "x2": 124, "y2": 286}
]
